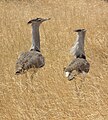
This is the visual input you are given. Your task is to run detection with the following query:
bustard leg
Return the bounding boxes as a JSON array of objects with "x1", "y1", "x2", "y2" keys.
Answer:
[
  {"x1": 80, "y1": 71, "x2": 86, "y2": 82},
  {"x1": 30, "y1": 69, "x2": 37, "y2": 80}
]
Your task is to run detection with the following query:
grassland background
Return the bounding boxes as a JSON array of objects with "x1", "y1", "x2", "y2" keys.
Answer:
[{"x1": 0, "y1": 0, "x2": 108, "y2": 120}]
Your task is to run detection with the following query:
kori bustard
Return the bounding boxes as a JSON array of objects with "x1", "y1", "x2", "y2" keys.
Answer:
[
  {"x1": 15, "y1": 18, "x2": 50, "y2": 75},
  {"x1": 64, "y1": 29, "x2": 90, "y2": 80}
]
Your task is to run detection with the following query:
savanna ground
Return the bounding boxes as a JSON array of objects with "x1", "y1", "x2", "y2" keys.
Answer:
[{"x1": 0, "y1": 0, "x2": 108, "y2": 120}]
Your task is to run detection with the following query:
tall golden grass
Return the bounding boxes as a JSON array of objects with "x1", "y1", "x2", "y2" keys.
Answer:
[{"x1": 0, "y1": 0, "x2": 108, "y2": 119}]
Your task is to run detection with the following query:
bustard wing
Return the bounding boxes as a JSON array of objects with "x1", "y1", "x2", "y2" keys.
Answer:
[
  {"x1": 65, "y1": 58, "x2": 90, "y2": 73},
  {"x1": 15, "y1": 51, "x2": 45, "y2": 74}
]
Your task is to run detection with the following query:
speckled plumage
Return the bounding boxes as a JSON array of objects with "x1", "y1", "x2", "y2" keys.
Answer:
[
  {"x1": 16, "y1": 51, "x2": 45, "y2": 74},
  {"x1": 64, "y1": 58, "x2": 90, "y2": 80}
]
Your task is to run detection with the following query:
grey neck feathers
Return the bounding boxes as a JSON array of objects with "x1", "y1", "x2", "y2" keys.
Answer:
[
  {"x1": 30, "y1": 24, "x2": 40, "y2": 51},
  {"x1": 71, "y1": 32, "x2": 86, "y2": 58}
]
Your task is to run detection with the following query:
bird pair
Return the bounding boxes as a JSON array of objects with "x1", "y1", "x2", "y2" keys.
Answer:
[{"x1": 15, "y1": 18, "x2": 90, "y2": 80}]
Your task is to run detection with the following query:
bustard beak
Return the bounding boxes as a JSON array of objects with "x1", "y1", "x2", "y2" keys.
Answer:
[{"x1": 42, "y1": 18, "x2": 51, "y2": 21}]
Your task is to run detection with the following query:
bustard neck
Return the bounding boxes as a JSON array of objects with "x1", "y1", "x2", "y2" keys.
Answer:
[
  {"x1": 30, "y1": 24, "x2": 40, "y2": 51},
  {"x1": 77, "y1": 32, "x2": 85, "y2": 44},
  {"x1": 71, "y1": 32, "x2": 86, "y2": 58},
  {"x1": 75, "y1": 32, "x2": 86, "y2": 56}
]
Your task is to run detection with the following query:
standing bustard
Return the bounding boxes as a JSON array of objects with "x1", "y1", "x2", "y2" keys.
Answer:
[
  {"x1": 64, "y1": 29, "x2": 90, "y2": 80},
  {"x1": 15, "y1": 18, "x2": 50, "y2": 75}
]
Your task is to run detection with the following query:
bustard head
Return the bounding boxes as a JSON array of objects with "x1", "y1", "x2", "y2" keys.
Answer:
[
  {"x1": 28, "y1": 18, "x2": 51, "y2": 25},
  {"x1": 74, "y1": 29, "x2": 86, "y2": 34}
]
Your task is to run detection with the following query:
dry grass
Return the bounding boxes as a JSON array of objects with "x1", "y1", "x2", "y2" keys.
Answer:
[{"x1": 0, "y1": 0, "x2": 108, "y2": 120}]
